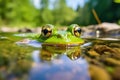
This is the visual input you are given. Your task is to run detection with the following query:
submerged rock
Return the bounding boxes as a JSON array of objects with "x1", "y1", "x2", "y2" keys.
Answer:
[
  {"x1": 103, "y1": 58, "x2": 120, "y2": 66},
  {"x1": 89, "y1": 64, "x2": 111, "y2": 80},
  {"x1": 93, "y1": 45, "x2": 115, "y2": 55},
  {"x1": 112, "y1": 67, "x2": 120, "y2": 80},
  {"x1": 85, "y1": 42, "x2": 120, "y2": 80},
  {"x1": 88, "y1": 49, "x2": 100, "y2": 57}
]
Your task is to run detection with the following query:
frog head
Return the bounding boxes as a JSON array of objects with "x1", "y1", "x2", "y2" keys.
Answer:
[{"x1": 38, "y1": 24, "x2": 84, "y2": 47}]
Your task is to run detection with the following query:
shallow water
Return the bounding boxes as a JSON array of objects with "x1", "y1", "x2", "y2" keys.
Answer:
[{"x1": 0, "y1": 32, "x2": 120, "y2": 80}]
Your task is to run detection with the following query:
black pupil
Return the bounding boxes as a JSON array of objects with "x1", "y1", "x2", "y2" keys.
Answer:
[
  {"x1": 75, "y1": 28, "x2": 81, "y2": 33},
  {"x1": 42, "y1": 29, "x2": 51, "y2": 35}
]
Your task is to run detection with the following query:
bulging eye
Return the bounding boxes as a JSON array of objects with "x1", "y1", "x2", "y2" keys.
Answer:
[
  {"x1": 41, "y1": 24, "x2": 53, "y2": 38},
  {"x1": 74, "y1": 26, "x2": 82, "y2": 37},
  {"x1": 67, "y1": 24, "x2": 82, "y2": 37}
]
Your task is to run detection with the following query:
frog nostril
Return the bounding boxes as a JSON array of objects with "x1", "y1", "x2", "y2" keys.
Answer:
[{"x1": 57, "y1": 34, "x2": 62, "y2": 38}]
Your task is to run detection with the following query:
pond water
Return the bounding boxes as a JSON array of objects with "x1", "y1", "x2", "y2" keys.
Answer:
[{"x1": 0, "y1": 32, "x2": 120, "y2": 80}]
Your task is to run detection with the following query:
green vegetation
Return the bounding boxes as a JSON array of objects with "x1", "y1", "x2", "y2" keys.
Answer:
[{"x1": 0, "y1": 0, "x2": 120, "y2": 27}]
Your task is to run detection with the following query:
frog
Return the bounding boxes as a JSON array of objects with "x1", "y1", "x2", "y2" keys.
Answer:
[
  {"x1": 15, "y1": 24, "x2": 84, "y2": 47},
  {"x1": 38, "y1": 24, "x2": 84, "y2": 47}
]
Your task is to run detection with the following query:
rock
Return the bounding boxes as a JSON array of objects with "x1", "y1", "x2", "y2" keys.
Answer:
[
  {"x1": 89, "y1": 64, "x2": 111, "y2": 80},
  {"x1": 33, "y1": 27, "x2": 41, "y2": 33},
  {"x1": 112, "y1": 67, "x2": 120, "y2": 80},
  {"x1": 18, "y1": 27, "x2": 33, "y2": 33},
  {"x1": 111, "y1": 48, "x2": 120, "y2": 59},
  {"x1": 91, "y1": 45, "x2": 120, "y2": 59},
  {"x1": 0, "y1": 27, "x2": 18, "y2": 32},
  {"x1": 109, "y1": 43, "x2": 120, "y2": 48},
  {"x1": 81, "y1": 25, "x2": 96, "y2": 38},
  {"x1": 85, "y1": 56, "x2": 104, "y2": 67},
  {"x1": 93, "y1": 45, "x2": 114, "y2": 55},
  {"x1": 81, "y1": 22, "x2": 120, "y2": 38},
  {"x1": 88, "y1": 49, "x2": 100, "y2": 57},
  {"x1": 103, "y1": 58, "x2": 120, "y2": 66},
  {"x1": 96, "y1": 22, "x2": 120, "y2": 32},
  {"x1": 95, "y1": 22, "x2": 120, "y2": 38}
]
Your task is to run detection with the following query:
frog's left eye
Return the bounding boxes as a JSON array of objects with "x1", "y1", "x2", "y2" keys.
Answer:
[
  {"x1": 73, "y1": 25, "x2": 82, "y2": 37},
  {"x1": 41, "y1": 24, "x2": 53, "y2": 38}
]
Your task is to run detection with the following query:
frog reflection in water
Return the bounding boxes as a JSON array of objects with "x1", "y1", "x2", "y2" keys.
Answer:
[
  {"x1": 40, "y1": 46, "x2": 82, "y2": 61},
  {"x1": 38, "y1": 24, "x2": 84, "y2": 47}
]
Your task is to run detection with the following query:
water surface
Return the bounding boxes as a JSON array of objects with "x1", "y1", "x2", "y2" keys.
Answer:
[
  {"x1": 0, "y1": 32, "x2": 120, "y2": 80},
  {"x1": 0, "y1": 32, "x2": 90, "y2": 80}
]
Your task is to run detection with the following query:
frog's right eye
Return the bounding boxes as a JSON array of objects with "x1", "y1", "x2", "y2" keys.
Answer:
[
  {"x1": 41, "y1": 24, "x2": 53, "y2": 38},
  {"x1": 67, "y1": 24, "x2": 82, "y2": 37},
  {"x1": 73, "y1": 26, "x2": 82, "y2": 37}
]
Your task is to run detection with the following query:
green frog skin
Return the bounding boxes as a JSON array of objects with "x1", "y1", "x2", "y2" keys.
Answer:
[{"x1": 38, "y1": 24, "x2": 84, "y2": 47}]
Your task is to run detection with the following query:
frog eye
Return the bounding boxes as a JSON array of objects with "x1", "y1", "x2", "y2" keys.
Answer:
[
  {"x1": 67, "y1": 24, "x2": 82, "y2": 37},
  {"x1": 41, "y1": 24, "x2": 53, "y2": 38},
  {"x1": 73, "y1": 26, "x2": 82, "y2": 37}
]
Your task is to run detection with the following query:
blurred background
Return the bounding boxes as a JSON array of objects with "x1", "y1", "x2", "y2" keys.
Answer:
[{"x1": 0, "y1": 0, "x2": 120, "y2": 28}]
